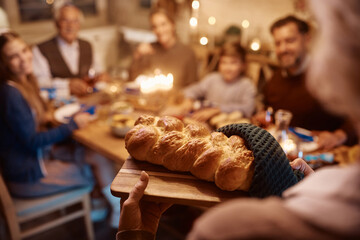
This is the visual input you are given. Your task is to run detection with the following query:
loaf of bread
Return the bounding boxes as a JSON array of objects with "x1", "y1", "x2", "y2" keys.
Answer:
[{"x1": 125, "y1": 115, "x2": 255, "y2": 191}]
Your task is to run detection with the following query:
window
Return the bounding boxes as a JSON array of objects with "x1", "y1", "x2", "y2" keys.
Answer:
[{"x1": 18, "y1": 0, "x2": 97, "y2": 22}]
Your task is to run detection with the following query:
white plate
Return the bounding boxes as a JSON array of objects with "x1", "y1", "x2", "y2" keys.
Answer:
[{"x1": 54, "y1": 103, "x2": 81, "y2": 124}]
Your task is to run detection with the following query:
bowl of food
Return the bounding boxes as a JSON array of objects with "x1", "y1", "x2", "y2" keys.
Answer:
[
  {"x1": 110, "y1": 114, "x2": 136, "y2": 138},
  {"x1": 110, "y1": 101, "x2": 134, "y2": 115}
]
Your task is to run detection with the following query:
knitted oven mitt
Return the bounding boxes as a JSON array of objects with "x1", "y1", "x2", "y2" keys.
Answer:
[{"x1": 217, "y1": 123, "x2": 304, "y2": 198}]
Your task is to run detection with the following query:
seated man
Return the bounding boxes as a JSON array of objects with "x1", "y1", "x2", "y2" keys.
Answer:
[
  {"x1": 32, "y1": 3, "x2": 108, "y2": 96},
  {"x1": 254, "y1": 15, "x2": 356, "y2": 150}
]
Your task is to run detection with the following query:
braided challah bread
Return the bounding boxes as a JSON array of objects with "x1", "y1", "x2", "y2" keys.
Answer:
[{"x1": 125, "y1": 115, "x2": 255, "y2": 191}]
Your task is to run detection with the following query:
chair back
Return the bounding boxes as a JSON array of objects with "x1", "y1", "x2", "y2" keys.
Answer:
[
  {"x1": 0, "y1": 172, "x2": 21, "y2": 240},
  {"x1": 0, "y1": 168, "x2": 95, "y2": 240}
]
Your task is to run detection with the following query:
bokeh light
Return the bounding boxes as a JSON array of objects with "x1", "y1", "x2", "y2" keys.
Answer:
[
  {"x1": 208, "y1": 16, "x2": 216, "y2": 25},
  {"x1": 189, "y1": 17, "x2": 198, "y2": 27},
  {"x1": 241, "y1": 19, "x2": 250, "y2": 29},
  {"x1": 200, "y1": 37, "x2": 208, "y2": 45}
]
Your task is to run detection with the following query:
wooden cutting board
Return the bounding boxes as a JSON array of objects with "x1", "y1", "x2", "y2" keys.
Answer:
[{"x1": 111, "y1": 157, "x2": 248, "y2": 207}]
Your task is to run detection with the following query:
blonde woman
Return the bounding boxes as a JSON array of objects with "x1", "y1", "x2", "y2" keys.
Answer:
[
  {"x1": 129, "y1": 8, "x2": 198, "y2": 89},
  {"x1": 0, "y1": 31, "x2": 93, "y2": 197},
  {"x1": 0, "y1": 31, "x2": 122, "y2": 228}
]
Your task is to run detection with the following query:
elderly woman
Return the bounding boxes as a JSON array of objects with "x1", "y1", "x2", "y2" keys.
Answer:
[
  {"x1": 129, "y1": 8, "x2": 198, "y2": 89},
  {"x1": 117, "y1": 0, "x2": 360, "y2": 239}
]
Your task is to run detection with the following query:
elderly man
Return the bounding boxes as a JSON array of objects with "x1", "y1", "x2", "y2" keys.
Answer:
[
  {"x1": 255, "y1": 15, "x2": 355, "y2": 150},
  {"x1": 32, "y1": 4, "x2": 107, "y2": 96}
]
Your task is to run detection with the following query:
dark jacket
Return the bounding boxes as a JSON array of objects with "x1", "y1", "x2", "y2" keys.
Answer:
[{"x1": 0, "y1": 83, "x2": 78, "y2": 183}]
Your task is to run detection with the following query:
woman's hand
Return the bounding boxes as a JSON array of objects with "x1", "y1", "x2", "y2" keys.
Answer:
[
  {"x1": 119, "y1": 171, "x2": 172, "y2": 234},
  {"x1": 290, "y1": 158, "x2": 314, "y2": 177},
  {"x1": 73, "y1": 112, "x2": 91, "y2": 128},
  {"x1": 134, "y1": 43, "x2": 155, "y2": 60}
]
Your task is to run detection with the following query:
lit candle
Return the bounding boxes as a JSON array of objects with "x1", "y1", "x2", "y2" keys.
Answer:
[
  {"x1": 140, "y1": 72, "x2": 173, "y2": 94},
  {"x1": 281, "y1": 139, "x2": 297, "y2": 154}
]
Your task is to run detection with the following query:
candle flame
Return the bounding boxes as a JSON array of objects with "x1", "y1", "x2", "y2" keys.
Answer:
[
  {"x1": 140, "y1": 72, "x2": 173, "y2": 94},
  {"x1": 281, "y1": 139, "x2": 297, "y2": 154}
]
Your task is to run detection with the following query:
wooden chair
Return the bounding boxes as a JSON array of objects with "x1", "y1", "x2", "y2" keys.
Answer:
[{"x1": 0, "y1": 173, "x2": 95, "y2": 240}]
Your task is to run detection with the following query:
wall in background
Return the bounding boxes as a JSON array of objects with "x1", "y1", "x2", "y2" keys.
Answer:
[
  {"x1": 196, "y1": 0, "x2": 295, "y2": 45},
  {"x1": 109, "y1": 0, "x2": 311, "y2": 50}
]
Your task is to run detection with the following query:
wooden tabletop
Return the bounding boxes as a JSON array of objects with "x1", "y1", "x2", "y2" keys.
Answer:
[{"x1": 72, "y1": 121, "x2": 129, "y2": 164}]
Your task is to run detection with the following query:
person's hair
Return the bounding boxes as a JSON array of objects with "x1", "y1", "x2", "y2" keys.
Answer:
[
  {"x1": 307, "y1": 0, "x2": 360, "y2": 122},
  {"x1": 219, "y1": 42, "x2": 247, "y2": 63},
  {"x1": 149, "y1": 8, "x2": 175, "y2": 25},
  {"x1": 0, "y1": 31, "x2": 47, "y2": 126},
  {"x1": 0, "y1": 31, "x2": 17, "y2": 85},
  {"x1": 270, "y1": 15, "x2": 309, "y2": 34},
  {"x1": 53, "y1": 3, "x2": 84, "y2": 23}
]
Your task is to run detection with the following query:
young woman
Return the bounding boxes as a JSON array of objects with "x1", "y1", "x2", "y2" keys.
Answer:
[
  {"x1": 0, "y1": 31, "x2": 120, "y2": 228},
  {"x1": 0, "y1": 31, "x2": 92, "y2": 197},
  {"x1": 129, "y1": 8, "x2": 198, "y2": 89}
]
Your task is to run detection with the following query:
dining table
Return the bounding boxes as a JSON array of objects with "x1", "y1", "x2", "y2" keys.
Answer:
[
  {"x1": 69, "y1": 85, "x2": 174, "y2": 166},
  {"x1": 72, "y1": 121, "x2": 128, "y2": 165},
  {"x1": 61, "y1": 86, "x2": 359, "y2": 207}
]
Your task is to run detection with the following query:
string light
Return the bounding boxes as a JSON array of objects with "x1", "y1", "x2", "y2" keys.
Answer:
[
  {"x1": 241, "y1": 19, "x2": 250, "y2": 29},
  {"x1": 208, "y1": 16, "x2": 216, "y2": 25},
  {"x1": 250, "y1": 38, "x2": 261, "y2": 51},
  {"x1": 200, "y1": 37, "x2": 208, "y2": 45},
  {"x1": 189, "y1": 17, "x2": 198, "y2": 27},
  {"x1": 192, "y1": 0, "x2": 200, "y2": 10}
]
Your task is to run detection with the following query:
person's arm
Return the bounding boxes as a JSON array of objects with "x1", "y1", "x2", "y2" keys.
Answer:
[
  {"x1": 315, "y1": 129, "x2": 347, "y2": 151},
  {"x1": 219, "y1": 78, "x2": 257, "y2": 118},
  {"x1": 3, "y1": 86, "x2": 84, "y2": 151},
  {"x1": 32, "y1": 46, "x2": 89, "y2": 95},
  {"x1": 128, "y1": 43, "x2": 155, "y2": 81},
  {"x1": 89, "y1": 43, "x2": 111, "y2": 83},
  {"x1": 32, "y1": 45, "x2": 61, "y2": 88},
  {"x1": 183, "y1": 74, "x2": 210, "y2": 101},
  {"x1": 32, "y1": 46, "x2": 73, "y2": 89},
  {"x1": 117, "y1": 171, "x2": 171, "y2": 240}
]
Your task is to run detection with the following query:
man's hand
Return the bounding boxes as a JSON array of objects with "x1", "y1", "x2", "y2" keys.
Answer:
[
  {"x1": 94, "y1": 72, "x2": 110, "y2": 82},
  {"x1": 119, "y1": 171, "x2": 172, "y2": 234},
  {"x1": 315, "y1": 129, "x2": 347, "y2": 151},
  {"x1": 290, "y1": 158, "x2": 314, "y2": 177},
  {"x1": 69, "y1": 78, "x2": 89, "y2": 96}
]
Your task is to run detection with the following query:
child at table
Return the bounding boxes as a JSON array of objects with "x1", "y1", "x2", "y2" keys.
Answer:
[
  {"x1": 0, "y1": 31, "x2": 120, "y2": 228},
  {"x1": 180, "y1": 42, "x2": 256, "y2": 122}
]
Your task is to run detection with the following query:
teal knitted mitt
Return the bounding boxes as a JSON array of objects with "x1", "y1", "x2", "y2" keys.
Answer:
[{"x1": 217, "y1": 123, "x2": 304, "y2": 198}]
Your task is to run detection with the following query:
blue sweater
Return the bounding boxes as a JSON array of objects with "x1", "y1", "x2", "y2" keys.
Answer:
[{"x1": 0, "y1": 83, "x2": 78, "y2": 183}]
